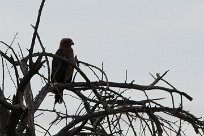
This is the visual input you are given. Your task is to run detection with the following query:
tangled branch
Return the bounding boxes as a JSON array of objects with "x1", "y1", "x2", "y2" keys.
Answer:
[{"x1": 0, "y1": 0, "x2": 203, "y2": 136}]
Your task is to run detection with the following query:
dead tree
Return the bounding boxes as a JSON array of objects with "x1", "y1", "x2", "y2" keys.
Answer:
[{"x1": 0, "y1": 0, "x2": 204, "y2": 136}]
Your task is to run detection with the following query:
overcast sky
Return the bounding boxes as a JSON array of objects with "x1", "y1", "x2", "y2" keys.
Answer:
[{"x1": 1, "y1": 0, "x2": 204, "y2": 135}]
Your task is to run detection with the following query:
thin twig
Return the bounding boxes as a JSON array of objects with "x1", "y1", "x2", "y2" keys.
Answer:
[{"x1": 29, "y1": 0, "x2": 46, "y2": 67}]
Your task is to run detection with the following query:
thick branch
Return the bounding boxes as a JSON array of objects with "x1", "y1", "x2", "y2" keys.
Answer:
[
  {"x1": 52, "y1": 81, "x2": 192, "y2": 101},
  {"x1": 55, "y1": 106, "x2": 203, "y2": 136},
  {"x1": 5, "y1": 56, "x2": 45, "y2": 136}
]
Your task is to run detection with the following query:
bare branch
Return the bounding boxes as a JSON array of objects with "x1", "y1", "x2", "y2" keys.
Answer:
[{"x1": 29, "y1": 0, "x2": 46, "y2": 68}]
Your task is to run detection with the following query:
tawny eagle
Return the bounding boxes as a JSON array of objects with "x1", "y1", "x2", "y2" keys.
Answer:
[{"x1": 51, "y1": 38, "x2": 74, "y2": 104}]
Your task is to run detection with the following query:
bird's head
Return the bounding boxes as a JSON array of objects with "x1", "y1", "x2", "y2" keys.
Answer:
[{"x1": 59, "y1": 38, "x2": 74, "y2": 48}]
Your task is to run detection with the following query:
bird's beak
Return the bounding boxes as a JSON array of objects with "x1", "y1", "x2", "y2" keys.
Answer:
[{"x1": 72, "y1": 41, "x2": 74, "y2": 45}]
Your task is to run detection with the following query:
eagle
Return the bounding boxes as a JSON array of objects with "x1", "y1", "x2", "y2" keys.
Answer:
[{"x1": 51, "y1": 38, "x2": 74, "y2": 104}]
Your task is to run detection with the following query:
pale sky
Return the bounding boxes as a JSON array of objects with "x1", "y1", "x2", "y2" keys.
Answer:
[{"x1": 0, "y1": 0, "x2": 204, "y2": 135}]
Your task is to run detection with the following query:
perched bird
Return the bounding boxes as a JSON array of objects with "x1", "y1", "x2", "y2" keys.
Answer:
[{"x1": 51, "y1": 38, "x2": 74, "y2": 104}]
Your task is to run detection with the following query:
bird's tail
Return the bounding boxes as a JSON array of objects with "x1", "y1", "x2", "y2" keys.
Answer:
[{"x1": 54, "y1": 89, "x2": 63, "y2": 104}]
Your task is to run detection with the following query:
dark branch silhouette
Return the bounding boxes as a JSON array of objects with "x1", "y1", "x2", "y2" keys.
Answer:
[{"x1": 0, "y1": 1, "x2": 203, "y2": 136}]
